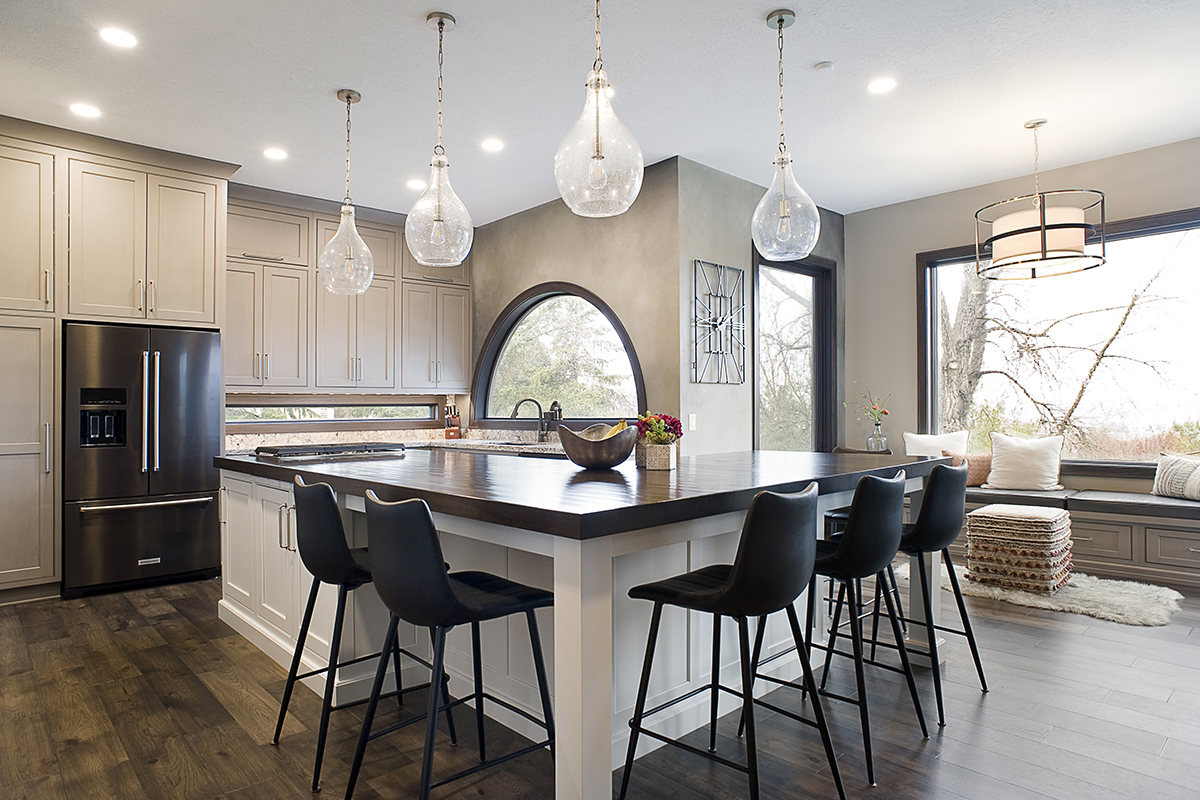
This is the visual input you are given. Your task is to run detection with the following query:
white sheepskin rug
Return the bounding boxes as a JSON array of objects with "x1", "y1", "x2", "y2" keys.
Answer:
[{"x1": 892, "y1": 561, "x2": 1184, "y2": 627}]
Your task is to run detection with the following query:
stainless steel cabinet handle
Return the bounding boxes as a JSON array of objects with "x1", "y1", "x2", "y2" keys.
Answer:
[
  {"x1": 287, "y1": 505, "x2": 297, "y2": 552},
  {"x1": 141, "y1": 351, "x2": 150, "y2": 473},
  {"x1": 242, "y1": 252, "x2": 284, "y2": 261},
  {"x1": 1190, "y1": 547, "x2": 1200, "y2": 554},
  {"x1": 44, "y1": 270, "x2": 50, "y2": 305},
  {"x1": 421, "y1": 275, "x2": 454, "y2": 283},
  {"x1": 44, "y1": 423, "x2": 51, "y2": 474},
  {"x1": 79, "y1": 497, "x2": 213, "y2": 513},
  {"x1": 279, "y1": 503, "x2": 286, "y2": 549},
  {"x1": 1074, "y1": 536, "x2": 1094, "y2": 542},
  {"x1": 357, "y1": 357, "x2": 362, "y2": 382},
  {"x1": 153, "y1": 351, "x2": 161, "y2": 472},
  {"x1": 136, "y1": 279, "x2": 144, "y2": 312},
  {"x1": 254, "y1": 353, "x2": 260, "y2": 379},
  {"x1": 218, "y1": 486, "x2": 227, "y2": 525},
  {"x1": 429, "y1": 360, "x2": 435, "y2": 382},
  {"x1": 437, "y1": 361, "x2": 442, "y2": 382},
  {"x1": 263, "y1": 353, "x2": 269, "y2": 380},
  {"x1": 148, "y1": 281, "x2": 156, "y2": 313}
]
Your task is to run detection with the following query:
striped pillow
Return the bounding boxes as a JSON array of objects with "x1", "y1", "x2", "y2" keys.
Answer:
[{"x1": 1152, "y1": 454, "x2": 1200, "y2": 501}]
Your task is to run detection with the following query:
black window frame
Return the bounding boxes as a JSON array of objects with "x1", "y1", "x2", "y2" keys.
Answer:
[
  {"x1": 752, "y1": 250, "x2": 837, "y2": 453},
  {"x1": 916, "y1": 205, "x2": 1200, "y2": 479},
  {"x1": 470, "y1": 282, "x2": 647, "y2": 432},
  {"x1": 224, "y1": 394, "x2": 441, "y2": 434}
]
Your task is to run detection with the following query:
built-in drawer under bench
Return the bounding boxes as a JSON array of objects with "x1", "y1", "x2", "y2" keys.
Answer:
[{"x1": 948, "y1": 488, "x2": 1200, "y2": 591}]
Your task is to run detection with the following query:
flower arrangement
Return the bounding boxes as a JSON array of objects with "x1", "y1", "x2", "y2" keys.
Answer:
[
  {"x1": 635, "y1": 412, "x2": 684, "y2": 445},
  {"x1": 849, "y1": 385, "x2": 890, "y2": 425}
]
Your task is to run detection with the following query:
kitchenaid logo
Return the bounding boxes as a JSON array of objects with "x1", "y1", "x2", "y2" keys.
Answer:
[{"x1": 137, "y1": 557, "x2": 162, "y2": 566}]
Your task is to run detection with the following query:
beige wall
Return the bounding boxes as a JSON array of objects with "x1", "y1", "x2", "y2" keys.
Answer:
[{"x1": 843, "y1": 136, "x2": 1200, "y2": 448}]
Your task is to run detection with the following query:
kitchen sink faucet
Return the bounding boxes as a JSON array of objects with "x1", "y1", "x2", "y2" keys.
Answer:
[{"x1": 510, "y1": 397, "x2": 547, "y2": 442}]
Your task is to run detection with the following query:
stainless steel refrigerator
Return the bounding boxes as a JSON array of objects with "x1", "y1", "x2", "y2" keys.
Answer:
[{"x1": 63, "y1": 322, "x2": 222, "y2": 596}]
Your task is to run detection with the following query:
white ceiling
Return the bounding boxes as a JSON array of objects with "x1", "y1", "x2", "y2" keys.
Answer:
[{"x1": 3, "y1": 0, "x2": 1199, "y2": 225}]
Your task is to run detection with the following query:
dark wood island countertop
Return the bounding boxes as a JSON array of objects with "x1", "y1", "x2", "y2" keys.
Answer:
[{"x1": 216, "y1": 450, "x2": 947, "y2": 540}]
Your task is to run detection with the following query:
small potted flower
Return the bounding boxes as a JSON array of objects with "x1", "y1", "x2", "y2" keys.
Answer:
[{"x1": 634, "y1": 412, "x2": 684, "y2": 470}]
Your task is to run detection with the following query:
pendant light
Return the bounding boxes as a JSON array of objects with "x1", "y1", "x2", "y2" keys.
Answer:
[
  {"x1": 319, "y1": 89, "x2": 375, "y2": 295},
  {"x1": 554, "y1": 0, "x2": 643, "y2": 218},
  {"x1": 406, "y1": 12, "x2": 473, "y2": 268},
  {"x1": 751, "y1": 9, "x2": 820, "y2": 262},
  {"x1": 975, "y1": 119, "x2": 1105, "y2": 280}
]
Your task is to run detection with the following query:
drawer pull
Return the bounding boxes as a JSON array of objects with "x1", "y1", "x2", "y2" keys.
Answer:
[
  {"x1": 1190, "y1": 548, "x2": 1200, "y2": 554},
  {"x1": 242, "y1": 252, "x2": 285, "y2": 261},
  {"x1": 1074, "y1": 536, "x2": 1094, "y2": 542}
]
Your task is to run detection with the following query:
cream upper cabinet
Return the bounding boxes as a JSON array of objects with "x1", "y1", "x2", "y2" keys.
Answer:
[
  {"x1": 147, "y1": 175, "x2": 217, "y2": 323},
  {"x1": 400, "y1": 281, "x2": 470, "y2": 392},
  {"x1": 0, "y1": 316, "x2": 55, "y2": 587},
  {"x1": 315, "y1": 287, "x2": 356, "y2": 389},
  {"x1": 68, "y1": 159, "x2": 220, "y2": 323},
  {"x1": 68, "y1": 160, "x2": 147, "y2": 318},
  {"x1": 0, "y1": 143, "x2": 54, "y2": 312},
  {"x1": 315, "y1": 277, "x2": 395, "y2": 389},
  {"x1": 224, "y1": 261, "x2": 307, "y2": 388},
  {"x1": 400, "y1": 239, "x2": 471, "y2": 286},
  {"x1": 228, "y1": 204, "x2": 309, "y2": 266},
  {"x1": 316, "y1": 216, "x2": 397, "y2": 278}
]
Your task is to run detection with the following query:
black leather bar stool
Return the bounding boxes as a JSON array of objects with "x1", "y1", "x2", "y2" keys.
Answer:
[
  {"x1": 619, "y1": 485, "x2": 845, "y2": 800},
  {"x1": 346, "y1": 492, "x2": 554, "y2": 800},
  {"x1": 275, "y1": 476, "x2": 456, "y2": 793},
  {"x1": 889, "y1": 462, "x2": 988, "y2": 726},
  {"x1": 805, "y1": 471, "x2": 928, "y2": 786}
]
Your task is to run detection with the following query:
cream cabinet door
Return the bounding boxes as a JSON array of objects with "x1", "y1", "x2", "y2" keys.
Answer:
[
  {"x1": 228, "y1": 204, "x2": 309, "y2": 266},
  {"x1": 401, "y1": 238, "x2": 471, "y2": 285},
  {"x1": 400, "y1": 281, "x2": 437, "y2": 390},
  {"x1": 68, "y1": 160, "x2": 147, "y2": 318},
  {"x1": 318, "y1": 217, "x2": 397, "y2": 278},
  {"x1": 357, "y1": 278, "x2": 395, "y2": 389},
  {"x1": 256, "y1": 484, "x2": 297, "y2": 639},
  {"x1": 0, "y1": 316, "x2": 55, "y2": 586},
  {"x1": 262, "y1": 266, "x2": 309, "y2": 387},
  {"x1": 147, "y1": 175, "x2": 217, "y2": 323},
  {"x1": 436, "y1": 286, "x2": 471, "y2": 391},
  {"x1": 315, "y1": 284, "x2": 356, "y2": 389},
  {"x1": 224, "y1": 262, "x2": 263, "y2": 387},
  {"x1": 0, "y1": 144, "x2": 54, "y2": 311},
  {"x1": 220, "y1": 474, "x2": 255, "y2": 612}
]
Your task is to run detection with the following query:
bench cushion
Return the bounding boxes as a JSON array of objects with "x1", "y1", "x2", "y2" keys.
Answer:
[
  {"x1": 966, "y1": 487, "x2": 1077, "y2": 508},
  {"x1": 1067, "y1": 490, "x2": 1200, "y2": 519}
]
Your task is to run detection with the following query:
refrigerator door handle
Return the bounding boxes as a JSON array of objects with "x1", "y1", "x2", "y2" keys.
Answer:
[
  {"x1": 153, "y1": 351, "x2": 161, "y2": 472},
  {"x1": 141, "y1": 351, "x2": 150, "y2": 473},
  {"x1": 79, "y1": 496, "x2": 214, "y2": 513}
]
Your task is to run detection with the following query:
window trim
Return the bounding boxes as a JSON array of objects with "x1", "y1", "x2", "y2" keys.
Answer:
[
  {"x1": 469, "y1": 282, "x2": 648, "y2": 430},
  {"x1": 224, "y1": 393, "x2": 441, "y2": 434},
  {"x1": 916, "y1": 205, "x2": 1200, "y2": 474},
  {"x1": 752, "y1": 251, "x2": 837, "y2": 452}
]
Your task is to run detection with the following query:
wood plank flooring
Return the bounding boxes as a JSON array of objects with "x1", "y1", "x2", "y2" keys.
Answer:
[{"x1": 1, "y1": 577, "x2": 1197, "y2": 799}]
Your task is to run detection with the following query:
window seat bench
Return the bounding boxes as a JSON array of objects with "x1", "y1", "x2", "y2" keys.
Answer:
[{"x1": 948, "y1": 488, "x2": 1200, "y2": 591}]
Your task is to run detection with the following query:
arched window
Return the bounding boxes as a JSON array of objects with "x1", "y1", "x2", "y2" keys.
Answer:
[{"x1": 473, "y1": 283, "x2": 646, "y2": 424}]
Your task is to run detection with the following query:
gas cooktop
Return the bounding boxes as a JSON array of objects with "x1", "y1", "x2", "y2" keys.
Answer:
[{"x1": 254, "y1": 442, "x2": 406, "y2": 463}]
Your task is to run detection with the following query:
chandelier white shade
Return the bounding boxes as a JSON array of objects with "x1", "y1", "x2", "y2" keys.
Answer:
[
  {"x1": 318, "y1": 89, "x2": 375, "y2": 295},
  {"x1": 751, "y1": 9, "x2": 820, "y2": 262},
  {"x1": 975, "y1": 119, "x2": 1105, "y2": 280},
  {"x1": 554, "y1": 0, "x2": 643, "y2": 217},
  {"x1": 406, "y1": 12, "x2": 473, "y2": 268}
]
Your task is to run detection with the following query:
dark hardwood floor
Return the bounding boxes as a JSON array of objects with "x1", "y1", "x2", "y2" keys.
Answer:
[{"x1": 1, "y1": 577, "x2": 1197, "y2": 800}]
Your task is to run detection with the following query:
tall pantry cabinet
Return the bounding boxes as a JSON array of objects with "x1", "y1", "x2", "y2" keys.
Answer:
[{"x1": 0, "y1": 118, "x2": 234, "y2": 596}]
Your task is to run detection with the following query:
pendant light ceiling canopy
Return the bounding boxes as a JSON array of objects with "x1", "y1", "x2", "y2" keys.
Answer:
[
  {"x1": 318, "y1": 89, "x2": 375, "y2": 295},
  {"x1": 554, "y1": 0, "x2": 644, "y2": 218},
  {"x1": 975, "y1": 119, "x2": 1106, "y2": 280},
  {"x1": 406, "y1": 11, "x2": 474, "y2": 268},
  {"x1": 751, "y1": 8, "x2": 820, "y2": 262}
]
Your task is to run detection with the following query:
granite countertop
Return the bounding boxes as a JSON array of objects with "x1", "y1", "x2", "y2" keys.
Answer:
[{"x1": 409, "y1": 439, "x2": 567, "y2": 457}]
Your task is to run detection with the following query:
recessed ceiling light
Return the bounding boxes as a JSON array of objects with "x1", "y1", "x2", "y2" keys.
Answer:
[
  {"x1": 70, "y1": 103, "x2": 101, "y2": 117},
  {"x1": 263, "y1": 148, "x2": 288, "y2": 160},
  {"x1": 867, "y1": 77, "x2": 897, "y2": 94},
  {"x1": 480, "y1": 139, "x2": 504, "y2": 152},
  {"x1": 407, "y1": 179, "x2": 427, "y2": 190},
  {"x1": 99, "y1": 28, "x2": 137, "y2": 47}
]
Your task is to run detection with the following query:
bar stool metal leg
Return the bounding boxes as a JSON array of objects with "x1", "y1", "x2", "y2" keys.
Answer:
[
  {"x1": 312, "y1": 584, "x2": 349, "y2": 791},
  {"x1": 845, "y1": 578, "x2": 875, "y2": 786},
  {"x1": 880, "y1": 572, "x2": 929, "y2": 739},
  {"x1": 819, "y1": 581, "x2": 848, "y2": 691},
  {"x1": 618, "y1": 603, "x2": 663, "y2": 800},
  {"x1": 344, "y1": 616, "x2": 399, "y2": 800},
  {"x1": 915, "y1": 554, "x2": 946, "y2": 726},
  {"x1": 709, "y1": 613, "x2": 722, "y2": 752},
  {"x1": 471, "y1": 620, "x2": 486, "y2": 762},
  {"x1": 737, "y1": 616, "x2": 760, "y2": 800},
  {"x1": 526, "y1": 610, "x2": 556, "y2": 760},
  {"x1": 274, "y1": 576, "x2": 320, "y2": 746},
  {"x1": 944, "y1": 548, "x2": 988, "y2": 692},
  {"x1": 419, "y1": 626, "x2": 449, "y2": 800}
]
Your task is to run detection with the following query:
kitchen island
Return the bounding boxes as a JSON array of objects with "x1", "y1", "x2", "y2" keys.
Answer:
[{"x1": 216, "y1": 448, "x2": 946, "y2": 800}]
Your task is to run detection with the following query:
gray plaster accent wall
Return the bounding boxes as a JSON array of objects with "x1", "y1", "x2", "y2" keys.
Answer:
[
  {"x1": 470, "y1": 158, "x2": 682, "y2": 425},
  {"x1": 843, "y1": 135, "x2": 1200, "y2": 449}
]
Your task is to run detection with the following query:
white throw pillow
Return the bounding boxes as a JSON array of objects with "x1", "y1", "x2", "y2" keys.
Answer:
[
  {"x1": 983, "y1": 432, "x2": 1064, "y2": 490},
  {"x1": 903, "y1": 430, "x2": 969, "y2": 457}
]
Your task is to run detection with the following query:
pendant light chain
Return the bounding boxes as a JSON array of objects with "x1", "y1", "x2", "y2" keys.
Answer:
[
  {"x1": 1032, "y1": 124, "x2": 1041, "y2": 208},
  {"x1": 343, "y1": 95, "x2": 353, "y2": 204},
  {"x1": 778, "y1": 16, "x2": 786, "y2": 154},
  {"x1": 594, "y1": 0, "x2": 603, "y2": 71},
  {"x1": 435, "y1": 18, "x2": 445, "y2": 156}
]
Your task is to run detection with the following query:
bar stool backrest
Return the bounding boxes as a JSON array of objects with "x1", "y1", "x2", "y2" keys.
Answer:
[
  {"x1": 830, "y1": 471, "x2": 907, "y2": 579},
  {"x1": 719, "y1": 484, "x2": 819, "y2": 617},
  {"x1": 292, "y1": 477, "x2": 364, "y2": 587},
  {"x1": 904, "y1": 463, "x2": 968, "y2": 553},
  {"x1": 364, "y1": 494, "x2": 460, "y2": 628}
]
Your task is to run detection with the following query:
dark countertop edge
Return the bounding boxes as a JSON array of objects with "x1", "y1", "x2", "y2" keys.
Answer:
[{"x1": 215, "y1": 454, "x2": 949, "y2": 541}]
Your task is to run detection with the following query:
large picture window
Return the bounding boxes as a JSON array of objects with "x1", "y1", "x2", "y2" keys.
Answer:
[{"x1": 920, "y1": 209, "x2": 1200, "y2": 463}]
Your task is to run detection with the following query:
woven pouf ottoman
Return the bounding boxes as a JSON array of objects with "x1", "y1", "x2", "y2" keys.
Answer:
[{"x1": 965, "y1": 504, "x2": 1073, "y2": 594}]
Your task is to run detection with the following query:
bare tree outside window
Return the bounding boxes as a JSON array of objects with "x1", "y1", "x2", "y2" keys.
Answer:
[
  {"x1": 757, "y1": 266, "x2": 815, "y2": 451},
  {"x1": 934, "y1": 227, "x2": 1200, "y2": 460}
]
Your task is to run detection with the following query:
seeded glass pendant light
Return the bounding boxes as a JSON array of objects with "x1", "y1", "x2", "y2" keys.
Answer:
[
  {"x1": 554, "y1": 0, "x2": 643, "y2": 218},
  {"x1": 751, "y1": 9, "x2": 820, "y2": 262},
  {"x1": 975, "y1": 119, "x2": 1105, "y2": 280},
  {"x1": 319, "y1": 90, "x2": 375, "y2": 295},
  {"x1": 406, "y1": 12, "x2": 473, "y2": 268}
]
